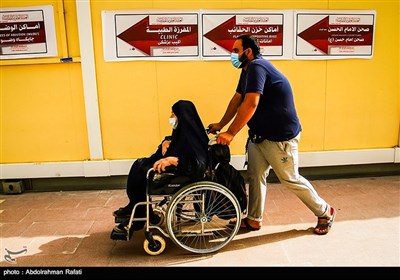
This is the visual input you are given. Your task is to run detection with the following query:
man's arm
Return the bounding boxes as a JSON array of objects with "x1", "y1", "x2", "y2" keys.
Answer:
[
  {"x1": 207, "y1": 92, "x2": 243, "y2": 133},
  {"x1": 217, "y1": 92, "x2": 260, "y2": 145},
  {"x1": 219, "y1": 92, "x2": 243, "y2": 127}
]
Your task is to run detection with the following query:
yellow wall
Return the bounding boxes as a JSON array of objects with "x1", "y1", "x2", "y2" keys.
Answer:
[
  {"x1": 1, "y1": 0, "x2": 89, "y2": 163},
  {"x1": 1, "y1": 0, "x2": 399, "y2": 164}
]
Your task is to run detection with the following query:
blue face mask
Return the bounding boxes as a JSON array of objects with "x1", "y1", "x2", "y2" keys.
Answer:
[{"x1": 230, "y1": 53, "x2": 241, "y2": 68}]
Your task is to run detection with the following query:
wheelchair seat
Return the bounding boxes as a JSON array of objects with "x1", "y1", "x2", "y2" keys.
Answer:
[{"x1": 147, "y1": 171, "x2": 192, "y2": 195}]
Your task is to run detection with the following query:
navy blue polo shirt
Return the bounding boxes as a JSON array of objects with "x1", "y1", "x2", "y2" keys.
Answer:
[{"x1": 236, "y1": 54, "x2": 302, "y2": 141}]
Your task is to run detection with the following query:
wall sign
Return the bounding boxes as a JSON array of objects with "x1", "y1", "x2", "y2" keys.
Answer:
[
  {"x1": 102, "y1": 9, "x2": 376, "y2": 61},
  {"x1": 294, "y1": 10, "x2": 376, "y2": 59},
  {"x1": 201, "y1": 10, "x2": 293, "y2": 60},
  {"x1": 102, "y1": 10, "x2": 199, "y2": 61},
  {"x1": 0, "y1": 5, "x2": 57, "y2": 60}
]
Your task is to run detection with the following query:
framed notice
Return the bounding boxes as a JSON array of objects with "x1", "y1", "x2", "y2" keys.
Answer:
[
  {"x1": 201, "y1": 10, "x2": 293, "y2": 60},
  {"x1": 102, "y1": 10, "x2": 200, "y2": 61},
  {"x1": 294, "y1": 10, "x2": 376, "y2": 59},
  {"x1": 0, "y1": 5, "x2": 58, "y2": 60}
]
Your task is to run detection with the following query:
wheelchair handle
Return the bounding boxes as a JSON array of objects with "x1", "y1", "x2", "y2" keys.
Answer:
[
  {"x1": 146, "y1": 168, "x2": 155, "y2": 179},
  {"x1": 208, "y1": 136, "x2": 218, "y2": 145},
  {"x1": 205, "y1": 127, "x2": 220, "y2": 135}
]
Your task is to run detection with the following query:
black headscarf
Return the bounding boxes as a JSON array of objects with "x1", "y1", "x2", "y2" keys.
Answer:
[{"x1": 165, "y1": 100, "x2": 209, "y2": 179}]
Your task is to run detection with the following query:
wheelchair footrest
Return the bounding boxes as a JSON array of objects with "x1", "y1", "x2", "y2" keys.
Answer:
[{"x1": 110, "y1": 229, "x2": 128, "y2": 241}]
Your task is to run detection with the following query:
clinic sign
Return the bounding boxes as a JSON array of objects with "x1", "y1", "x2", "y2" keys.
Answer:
[
  {"x1": 0, "y1": 5, "x2": 57, "y2": 60},
  {"x1": 102, "y1": 11, "x2": 199, "y2": 60},
  {"x1": 295, "y1": 11, "x2": 375, "y2": 59}
]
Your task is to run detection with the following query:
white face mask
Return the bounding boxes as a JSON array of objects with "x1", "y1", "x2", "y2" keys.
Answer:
[{"x1": 169, "y1": 117, "x2": 178, "y2": 129}]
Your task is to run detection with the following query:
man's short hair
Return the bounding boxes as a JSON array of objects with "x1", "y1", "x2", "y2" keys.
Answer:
[{"x1": 238, "y1": 34, "x2": 260, "y2": 56}]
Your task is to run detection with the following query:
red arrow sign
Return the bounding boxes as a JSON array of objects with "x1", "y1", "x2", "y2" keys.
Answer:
[
  {"x1": 117, "y1": 16, "x2": 198, "y2": 56},
  {"x1": 298, "y1": 16, "x2": 373, "y2": 54},
  {"x1": 204, "y1": 16, "x2": 283, "y2": 53}
]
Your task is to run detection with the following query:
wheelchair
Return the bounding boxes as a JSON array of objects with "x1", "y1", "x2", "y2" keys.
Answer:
[{"x1": 117, "y1": 139, "x2": 244, "y2": 256}]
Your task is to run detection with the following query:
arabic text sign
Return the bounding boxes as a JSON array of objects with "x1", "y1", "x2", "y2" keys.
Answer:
[
  {"x1": 0, "y1": 5, "x2": 57, "y2": 59},
  {"x1": 295, "y1": 11, "x2": 376, "y2": 59},
  {"x1": 202, "y1": 11, "x2": 293, "y2": 59},
  {"x1": 103, "y1": 11, "x2": 199, "y2": 61}
]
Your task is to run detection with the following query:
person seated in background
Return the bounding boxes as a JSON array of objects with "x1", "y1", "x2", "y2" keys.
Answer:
[{"x1": 111, "y1": 100, "x2": 210, "y2": 240}]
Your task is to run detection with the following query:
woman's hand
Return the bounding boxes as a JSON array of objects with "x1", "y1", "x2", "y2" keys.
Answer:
[
  {"x1": 153, "y1": 156, "x2": 178, "y2": 173},
  {"x1": 161, "y1": 140, "x2": 171, "y2": 156}
]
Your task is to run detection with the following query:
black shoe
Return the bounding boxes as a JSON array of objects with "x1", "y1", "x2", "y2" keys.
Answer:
[
  {"x1": 114, "y1": 221, "x2": 128, "y2": 232},
  {"x1": 117, "y1": 217, "x2": 145, "y2": 231},
  {"x1": 113, "y1": 206, "x2": 132, "y2": 218},
  {"x1": 110, "y1": 220, "x2": 145, "y2": 241},
  {"x1": 115, "y1": 216, "x2": 129, "y2": 224},
  {"x1": 110, "y1": 221, "x2": 132, "y2": 241},
  {"x1": 110, "y1": 228, "x2": 129, "y2": 241}
]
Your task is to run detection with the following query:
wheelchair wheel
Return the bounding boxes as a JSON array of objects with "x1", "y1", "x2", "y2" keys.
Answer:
[
  {"x1": 165, "y1": 181, "x2": 241, "y2": 254},
  {"x1": 143, "y1": 235, "x2": 166, "y2": 256}
]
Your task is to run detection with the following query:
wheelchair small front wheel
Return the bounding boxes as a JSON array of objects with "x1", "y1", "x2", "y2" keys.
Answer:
[{"x1": 143, "y1": 235, "x2": 166, "y2": 256}]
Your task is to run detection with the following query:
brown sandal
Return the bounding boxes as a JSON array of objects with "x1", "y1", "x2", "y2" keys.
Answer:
[
  {"x1": 314, "y1": 207, "x2": 336, "y2": 235},
  {"x1": 240, "y1": 218, "x2": 262, "y2": 231}
]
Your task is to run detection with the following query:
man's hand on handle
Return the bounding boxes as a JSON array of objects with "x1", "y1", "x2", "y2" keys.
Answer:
[
  {"x1": 215, "y1": 131, "x2": 234, "y2": 145},
  {"x1": 207, "y1": 122, "x2": 234, "y2": 145}
]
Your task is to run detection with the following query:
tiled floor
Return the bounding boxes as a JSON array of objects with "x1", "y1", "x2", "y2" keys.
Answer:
[{"x1": 0, "y1": 175, "x2": 399, "y2": 270}]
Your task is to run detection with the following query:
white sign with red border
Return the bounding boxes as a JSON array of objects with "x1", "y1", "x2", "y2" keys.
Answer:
[
  {"x1": 201, "y1": 10, "x2": 293, "y2": 60},
  {"x1": 294, "y1": 10, "x2": 376, "y2": 59},
  {"x1": 0, "y1": 5, "x2": 57, "y2": 60}
]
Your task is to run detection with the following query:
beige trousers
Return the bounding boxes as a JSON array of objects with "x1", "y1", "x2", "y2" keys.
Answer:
[{"x1": 246, "y1": 133, "x2": 329, "y2": 222}]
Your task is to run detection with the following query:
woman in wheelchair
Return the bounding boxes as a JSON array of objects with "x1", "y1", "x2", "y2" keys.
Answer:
[{"x1": 111, "y1": 100, "x2": 209, "y2": 240}]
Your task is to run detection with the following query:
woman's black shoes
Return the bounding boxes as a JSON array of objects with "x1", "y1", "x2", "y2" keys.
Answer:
[
  {"x1": 111, "y1": 206, "x2": 150, "y2": 241},
  {"x1": 113, "y1": 206, "x2": 132, "y2": 218},
  {"x1": 113, "y1": 206, "x2": 132, "y2": 223},
  {"x1": 110, "y1": 220, "x2": 145, "y2": 241},
  {"x1": 110, "y1": 228, "x2": 130, "y2": 241}
]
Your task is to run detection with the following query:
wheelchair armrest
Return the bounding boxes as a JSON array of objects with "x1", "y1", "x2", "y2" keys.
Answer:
[
  {"x1": 147, "y1": 165, "x2": 190, "y2": 195},
  {"x1": 146, "y1": 165, "x2": 178, "y2": 180},
  {"x1": 164, "y1": 165, "x2": 178, "y2": 173}
]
